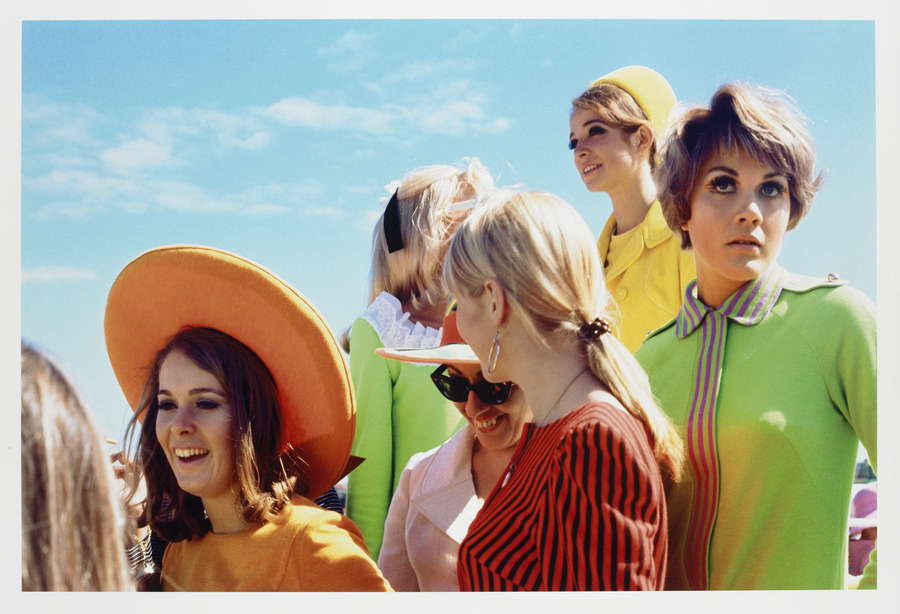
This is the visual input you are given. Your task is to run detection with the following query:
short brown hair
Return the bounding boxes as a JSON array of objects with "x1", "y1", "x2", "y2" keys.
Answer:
[{"x1": 655, "y1": 82, "x2": 823, "y2": 249}]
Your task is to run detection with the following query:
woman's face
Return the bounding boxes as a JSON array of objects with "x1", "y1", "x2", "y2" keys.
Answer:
[
  {"x1": 569, "y1": 106, "x2": 643, "y2": 194},
  {"x1": 446, "y1": 363, "x2": 531, "y2": 452},
  {"x1": 683, "y1": 147, "x2": 790, "y2": 307},
  {"x1": 155, "y1": 349, "x2": 238, "y2": 507}
]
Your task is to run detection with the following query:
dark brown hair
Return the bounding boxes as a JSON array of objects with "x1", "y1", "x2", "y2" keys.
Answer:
[{"x1": 125, "y1": 327, "x2": 307, "y2": 543}]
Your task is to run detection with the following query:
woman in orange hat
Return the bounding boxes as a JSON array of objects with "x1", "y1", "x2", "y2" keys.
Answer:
[
  {"x1": 569, "y1": 66, "x2": 695, "y2": 352},
  {"x1": 107, "y1": 245, "x2": 392, "y2": 591},
  {"x1": 374, "y1": 302, "x2": 532, "y2": 591}
]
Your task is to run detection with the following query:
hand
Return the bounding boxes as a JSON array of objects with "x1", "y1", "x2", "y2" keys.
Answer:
[{"x1": 111, "y1": 450, "x2": 148, "y2": 534}]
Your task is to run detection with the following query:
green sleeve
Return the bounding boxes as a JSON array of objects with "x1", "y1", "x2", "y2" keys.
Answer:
[
  {"x1": 829, "y1": 286, "x2": 877, "y2": 470},
  {"x1": 828, "y1": 287, "x2": 877, "y2": 590},
  {"x1": 345, "y1": 318, "x2": 396, "y2": 561}
]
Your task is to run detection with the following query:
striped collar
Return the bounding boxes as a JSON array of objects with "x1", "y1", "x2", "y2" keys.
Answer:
[{"x1": 676, "y1": 265, "x2": 786, "y2": 339}]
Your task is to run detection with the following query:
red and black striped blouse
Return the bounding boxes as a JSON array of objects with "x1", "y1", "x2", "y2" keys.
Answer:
[{"x1": 457, "y1": 402, "x2": 667, "y2": 590}]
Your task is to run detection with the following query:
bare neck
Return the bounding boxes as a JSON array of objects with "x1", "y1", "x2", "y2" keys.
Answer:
[
  {"x1": 402, "y1": 298, "x2": 446, "y2": 330},
  {"x1": 607, "y1": 166, "x2": 657, "y2": 235},
  {"x1": 506, "y1": 334, "x2": 591, "y2": 427},
  {"x1": 471, "y1": 439, "x2": 517, "y2": 499},
  {"x1": 202, "y1": 489, "x2": 248, "y2": 535}
]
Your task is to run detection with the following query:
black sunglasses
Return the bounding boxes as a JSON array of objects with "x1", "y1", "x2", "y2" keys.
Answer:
[{"x1": 430, "y1": 364, "x2": 514, "y2": 405}]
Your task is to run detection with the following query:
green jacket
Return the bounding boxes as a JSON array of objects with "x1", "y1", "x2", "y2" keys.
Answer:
[
  {"x1": 636, "y1": 266, "x2": 877, "y2": 589},
  {"x1": 345, "y1": 306, "x2": 465, "y2": 560}
]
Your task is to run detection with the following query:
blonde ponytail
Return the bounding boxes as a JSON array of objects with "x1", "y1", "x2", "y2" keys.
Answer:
[
  {"x1": 445, "y1": 188, "x2": 684, "y2": 482},
  {"x1": 582, "y1": 329, "x2": 684, "y2": 482}
]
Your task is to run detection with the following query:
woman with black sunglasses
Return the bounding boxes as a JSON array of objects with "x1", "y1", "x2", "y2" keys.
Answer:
[{"x1": 373, "y1": 303, "x2": 532, "y2": 591}]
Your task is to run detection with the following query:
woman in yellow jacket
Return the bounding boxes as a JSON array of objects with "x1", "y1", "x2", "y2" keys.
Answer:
[{"x1": 569, "y1": 65, "x2": 695, "y2": 352}]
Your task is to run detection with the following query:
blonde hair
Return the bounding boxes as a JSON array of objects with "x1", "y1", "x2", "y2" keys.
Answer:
[
  {"x1": 368, "y1": 157, "x2": 494, "y2": 312},
  {"x1": 571, "y1": 84, "x2": 660, "y2": 169},
  {"x1": 444, "y1": 190, "x2": 684, "y2": 481},
  {"x1": 655, "y1": 82, "x2": 823, "y2": 249},
  {"x1": 21, "y1": 341, "x2": 133, "y2": 591}
]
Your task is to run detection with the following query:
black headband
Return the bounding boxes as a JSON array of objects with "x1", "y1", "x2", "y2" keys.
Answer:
[{"x1": 383, "y1": 189, "x2": 404, "y2": 253}]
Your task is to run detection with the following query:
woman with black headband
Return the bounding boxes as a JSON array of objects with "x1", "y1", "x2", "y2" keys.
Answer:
[
  {"x1": 343, "y1": 158, "x2": 495, "y2": 560},
  {"x1": 375, "y1": 302, "x2": 532, "y2": 590}
]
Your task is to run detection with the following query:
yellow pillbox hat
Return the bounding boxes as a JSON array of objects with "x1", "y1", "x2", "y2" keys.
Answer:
[{"x1": 591, "y1": 65, "x2": 676, "y2": 137}]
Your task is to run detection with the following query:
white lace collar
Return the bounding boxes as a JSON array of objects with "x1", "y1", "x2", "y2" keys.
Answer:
[{"x1": 362, "y1": 291, "x2": 443, "y2": 349}]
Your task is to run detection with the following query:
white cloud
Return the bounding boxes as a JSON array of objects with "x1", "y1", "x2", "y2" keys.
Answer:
[
  {"x1": 25, "y1": 169, "x2": 239, "y2": 216},
  {"x1": 22, "y1": 266, "x2": 97, "y2": 284},
  {"x1": 32, "y1": 200, "x2": 108, "y2": 219},
  {"x1": 94, "y1": 107, "x2": 274, "y2": 179},
  {"x1": 192, "y1": 109, "x2": 272, "y2": 150},
  {"x1": 234, "y1": 183, "x2": 348, "y2": 218},
  {"x1": 242, "y1": 204, "x2": 291, "y2": 216},
  {"x1": 297, "y1": 205, "x2": 347, "y2": 220},
  {"x1": 27, "y1": 169, "x2": 142, "y2": 204},
  {"x1": 23, "y1": 96, "x2": 110, "y2": 148},
  {"x1": 316, "y1": 30, "x2": 378, "y2": 72},
  {"x1": 399, "y1": 80, "x2": 513, "y2": 136},
  {"x1": 413, "y1": 100, "x2": 504, "y2": 136},
  {"x1": 261, "y1": 78, "x2": 511, "y2": 138},
  {"x1": 148, "y1": 179, "x2": 241, "y2": 213},
  {"x1": 22, "y1": 67, "x2": 511, "y2": 226},
  {"x1": 355, "y1": 208, "x2": 383, "y2": 235},
  {"x1": 102, "y1": 137, "x2": 179, "y2": 175},
  {"x1": 260, "y1": 98, "x2": 396, "y2": 134},
  {"x1": 364, "y1": 208, "x2": 382, "y2": 227},
  {"x1": 380, "y1": 59, "x2": 476, "y2": 84}
]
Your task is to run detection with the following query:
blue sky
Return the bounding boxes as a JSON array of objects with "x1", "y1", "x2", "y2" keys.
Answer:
[
  {"x1": 6, "y1": 3, "x2": 900, "y2": 603},
  {"x1": 18, "y1": 18, "x2": 882, "y2": 445}
]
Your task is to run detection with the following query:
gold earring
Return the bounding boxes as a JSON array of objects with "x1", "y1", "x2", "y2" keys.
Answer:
[{"x1": 486, "y1": 331, "x2": 501, "y2": 378}]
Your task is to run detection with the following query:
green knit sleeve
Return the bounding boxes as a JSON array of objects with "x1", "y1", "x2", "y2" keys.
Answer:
[
  {"x1": 830, "y1": 286, "x2": 877, "y2": 590},
  {"x1": 345, "y1": 318, "x2": 395, "y2": 560},
  {"x1": 828, "y1": 286, "x2": 877, "y2": 471}
]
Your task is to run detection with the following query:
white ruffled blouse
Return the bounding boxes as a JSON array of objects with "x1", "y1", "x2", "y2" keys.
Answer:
[{"x1": 361, "y1": 291, "x2": 443, "y2": 349}]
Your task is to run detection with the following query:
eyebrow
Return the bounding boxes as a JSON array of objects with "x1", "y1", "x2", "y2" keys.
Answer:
[
  {"x1": 569, "y1": 118, "x2": 607, "y2": 139},
  {"x1": 703, "y1": 165, "x2": 786, "y2": 180},
  {"x1": 157, "y1": 387, "x2": 226, "y2": 397}
]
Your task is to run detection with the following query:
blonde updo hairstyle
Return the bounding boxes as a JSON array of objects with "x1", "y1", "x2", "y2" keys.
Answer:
[
  {"x1": 444, "y1": 190, "x2": 683, "y2": 481},
  {"x1": 368, "y1": 157, "x2": 495, "y2": 313}
]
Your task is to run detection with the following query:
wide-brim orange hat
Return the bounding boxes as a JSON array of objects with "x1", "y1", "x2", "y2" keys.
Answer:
[
  {"x1": 590, "y1": 65, "x2": 676, "y2": 139},
  {"x1": 375, "y1": 300, "x2": 479, "y2": 366},
  {"x1": 104, "y1": 245, "x2": 353, "y2": 499}
]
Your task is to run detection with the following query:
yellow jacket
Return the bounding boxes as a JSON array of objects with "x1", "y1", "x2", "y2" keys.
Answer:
[
  {"x1": 597, "y1": 200, "x2": 695, "y2": 352},
  {"x1": 161, "y1": 495, "x2": 393, "y2": 591}
]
